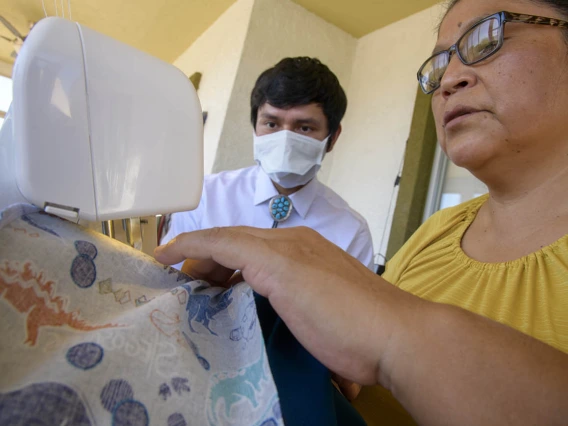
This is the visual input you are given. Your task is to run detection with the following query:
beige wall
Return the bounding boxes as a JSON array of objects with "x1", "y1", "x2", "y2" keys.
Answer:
[
  {"x1": 174, "y1": 0, "x2": 254, "y2": 175},
  {"x1": 212, "y1": 0, "x2": 357, "y2": 185},
  {"x1": 327, "y1": 4, "x2": 445, "y2": 260}
]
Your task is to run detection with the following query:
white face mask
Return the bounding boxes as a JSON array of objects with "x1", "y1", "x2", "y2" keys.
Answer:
[{"x1": 253, "y1": 130, "x2": 329, "y2": 188}]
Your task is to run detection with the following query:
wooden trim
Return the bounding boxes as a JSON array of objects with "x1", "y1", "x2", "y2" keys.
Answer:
[{"x1": 386, "y1": 87, "x2": 438, "y2": 260}]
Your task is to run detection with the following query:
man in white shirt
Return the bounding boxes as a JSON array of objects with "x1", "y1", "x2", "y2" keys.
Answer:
[
  {"x1": 162, "y1": 166, "x2": 373, "y2": 270},
  {"x1": 161, "y1": 57, "x2": 371, "y2": 426},
  {"x1": 162, "y1": 57, "x2": 373, "y2": 272}
]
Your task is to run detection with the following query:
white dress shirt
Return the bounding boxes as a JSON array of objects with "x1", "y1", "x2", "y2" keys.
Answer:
[{"x1": 162, "y1": 166, "x2": 374, "y2": 270}]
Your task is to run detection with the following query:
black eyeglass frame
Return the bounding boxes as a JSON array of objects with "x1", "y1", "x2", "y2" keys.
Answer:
[{"x1": 417, "y1": 11, "x2": 568, "y2": 94}]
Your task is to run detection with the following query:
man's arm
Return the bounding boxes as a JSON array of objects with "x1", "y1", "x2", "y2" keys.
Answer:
[
  {"x1": 155, "y1": 226, "x2": 568, "y2": 426},
  {"x1": 346, "y1": 223, "x2": 375, "y2": 271}
]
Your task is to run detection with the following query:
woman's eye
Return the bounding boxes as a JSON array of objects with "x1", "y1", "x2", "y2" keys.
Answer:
[{"x1": 478, "y1": 40, "x2": 498, "y2": 55}]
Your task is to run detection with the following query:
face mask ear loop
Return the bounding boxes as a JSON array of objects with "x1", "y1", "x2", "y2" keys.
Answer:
[{"x1": 322, "y1": 134, "x2": 332, "y2": 160}]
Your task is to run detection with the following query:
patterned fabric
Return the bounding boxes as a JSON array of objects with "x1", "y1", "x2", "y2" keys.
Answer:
[{"x1": 0, "y1": 204, "x2": 283, "y2": 426}]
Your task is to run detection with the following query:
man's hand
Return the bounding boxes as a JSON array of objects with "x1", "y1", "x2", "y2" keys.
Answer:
[{"x1": 155, "y1": 226, "x2": 418, "y2": 387}]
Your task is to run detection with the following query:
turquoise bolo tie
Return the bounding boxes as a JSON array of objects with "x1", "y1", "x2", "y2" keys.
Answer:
[{"x1": 269, "y1": 195, "x2": 293, "y2": 228}]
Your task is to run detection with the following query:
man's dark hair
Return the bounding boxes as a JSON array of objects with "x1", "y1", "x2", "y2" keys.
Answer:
[{"x1": 250, "y1": 57, "x2": 347, "y2": 137}]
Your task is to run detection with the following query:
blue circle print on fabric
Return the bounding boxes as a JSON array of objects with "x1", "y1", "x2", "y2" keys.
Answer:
[
  {"x1": 0, "y1": 382, "x2": 91, "y2": 426},
  {"x1": 74, "y1": 240, "x2": 98, "y2": 260},
  {"x1": 100, "y1": 380, "x2": 134, "y2": 412},
  {"x1": 67, "y1": 342, "x2": 104, "y2": 370},
  {"x1": 260, "y1": 419, "x2": 278, "y2": 426},
  {"x1": 71, "y1": 254, "x2": 97, "y2": 288},
  {"x1": 167, "y1": 412, "x2": 187, "y2": 426},
  {"x1": 112, "y1": 400, "x2": 149, "y2": 426}
]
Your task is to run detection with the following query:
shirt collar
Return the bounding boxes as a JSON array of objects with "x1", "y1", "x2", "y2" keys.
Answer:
[
  {"x1": 254, "y1": 166, "x2": 280, "y2": 206},
  {"x1": 253, "y1": 166, "x2": 320, "y2": 219}
]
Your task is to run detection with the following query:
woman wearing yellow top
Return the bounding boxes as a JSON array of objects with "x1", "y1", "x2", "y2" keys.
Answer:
[{"x1": 156, "y1": 0, "x2": 568, "y2": 424}]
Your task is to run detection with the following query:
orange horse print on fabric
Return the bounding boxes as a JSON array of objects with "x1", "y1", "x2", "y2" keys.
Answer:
[{"x1": 0, "y1": 261, "x2": 118, "y2": 346}]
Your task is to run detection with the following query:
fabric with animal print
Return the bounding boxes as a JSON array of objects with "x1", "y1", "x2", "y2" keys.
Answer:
[{"x1": 0, "y1": 204, "x2": 283, "y2": 426}]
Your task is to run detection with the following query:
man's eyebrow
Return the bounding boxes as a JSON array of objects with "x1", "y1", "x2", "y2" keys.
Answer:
[
  {"x1": 258, "y1": 113, "x2": 321, "y2": 126},
  {"x1": 258, "y1": 112, "x2": 279, "y2": 120},
  {"x1": 294, "y1": 118, "x2": 320, "y2": 125}
]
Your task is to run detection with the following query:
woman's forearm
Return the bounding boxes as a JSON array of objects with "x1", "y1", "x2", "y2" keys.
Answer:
[{"x1": 383, "y1": 300, "x2": 568, "y2": 426}]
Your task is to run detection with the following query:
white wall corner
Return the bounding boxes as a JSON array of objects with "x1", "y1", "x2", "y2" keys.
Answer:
[{"x1": 327, "y1": 3, "x2": 446, "y2": 259}]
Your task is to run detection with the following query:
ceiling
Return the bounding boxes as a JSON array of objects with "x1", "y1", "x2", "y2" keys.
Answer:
[
  {"x1": 0, "y1": 0, "x2": 236, "y2": 66},
  {"x1": 294, "y1": 0, "x2": 441, "y2": 38},
  {"x1": 0, "y1": 0, "x2": 440, "y2": 68}
]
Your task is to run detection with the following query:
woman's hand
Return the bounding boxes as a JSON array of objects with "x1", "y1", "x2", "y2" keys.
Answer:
[{"x1": 155, "y1": 226, "x2": 418, "y2": 386}]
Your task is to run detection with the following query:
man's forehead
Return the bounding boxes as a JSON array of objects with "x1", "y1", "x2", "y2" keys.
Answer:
[{"x1": 258, "y1": 103, "x2": 325, "y2": 120}]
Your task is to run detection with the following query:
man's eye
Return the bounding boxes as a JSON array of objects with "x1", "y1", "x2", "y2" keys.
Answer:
[
  {"x1": 266, "y1": 122, "x2": 276, "y2": 128},
  {"x1": 300, "y1": 126, "x2": 311, "y2": 132}
]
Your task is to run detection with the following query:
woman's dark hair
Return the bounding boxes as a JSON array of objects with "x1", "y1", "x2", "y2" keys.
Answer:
[
  {"x1": 444, "y1": 0, "x2": 568, "y2": 42},
  {"x1": 250, "y1": 57, "x2": 347, "y2": 137}
]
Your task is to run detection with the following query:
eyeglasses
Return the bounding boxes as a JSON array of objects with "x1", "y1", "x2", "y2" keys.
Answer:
[{"x1": 417, "y1": 11, "x2": 568, "y2": 94}]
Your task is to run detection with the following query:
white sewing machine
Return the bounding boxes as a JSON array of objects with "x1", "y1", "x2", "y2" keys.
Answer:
[{"x1": 0, "y1": 17, "x2": 204, "y2": 253}]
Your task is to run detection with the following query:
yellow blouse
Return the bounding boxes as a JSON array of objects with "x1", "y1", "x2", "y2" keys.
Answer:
[{"x1": 354, "y1": 194, "x2": 568, "y2": 425}]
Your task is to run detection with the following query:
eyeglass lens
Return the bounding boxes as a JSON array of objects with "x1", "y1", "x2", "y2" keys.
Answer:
[{"x1": 419, "y1": 16, "x2": 502, "y2": 93}]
